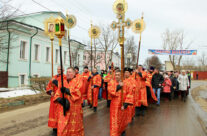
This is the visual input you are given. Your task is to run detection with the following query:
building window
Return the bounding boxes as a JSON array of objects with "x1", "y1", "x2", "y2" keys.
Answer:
[
  {"x1": 78, "y1": 54, "x2": 80, "y2": 66},
  {"x1": 55, "y1": 49, "x2": 59, "y2": 63},
  {"x1": 64, "y1": 51, "x2": 67, "y2": 64},
  {"x1": 46, "y1": 47, "x2": 50, "y2": 62},
  {"x1": 20, "y1": 75, "x2": 25, "y2": 85},
  {"x1": 83, "y1": 55, "x2": 86, "y2": 60},
  {"x1": 71, "y1": 53, "x2": 74, "y2": 66},
  {"x1": 19, "y1": 74, "x2": 26, "y2": 86},
  {"x1": 97, "y1": 55, "x2": 101, "y2": 59},
  {"x1": 34, "y1": 44, "x2": 40, "y2": 61},
  {"x1": 20, "y1": 41, "x2": 26, "y2": 59}
]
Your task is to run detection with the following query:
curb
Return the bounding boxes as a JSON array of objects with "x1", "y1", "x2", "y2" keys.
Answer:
[{"x1": 191, "y1": 85, "x2": 207, "y2": 135}]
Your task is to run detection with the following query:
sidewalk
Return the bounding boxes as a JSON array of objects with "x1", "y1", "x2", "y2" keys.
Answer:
[
  {"x1": 191, "y1": 82, "x2": 207, "y2": 134},
  {"x1": 0, "y1": 99, "x2": 106, "y2": 136}
]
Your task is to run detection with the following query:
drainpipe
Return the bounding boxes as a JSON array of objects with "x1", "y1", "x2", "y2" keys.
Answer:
[
  {"x1": 6, "y1": 21, "x2": 11, "y2": 72},
  {"x1": 29, "y1": 28, "x2": 38, "y2": 83}
]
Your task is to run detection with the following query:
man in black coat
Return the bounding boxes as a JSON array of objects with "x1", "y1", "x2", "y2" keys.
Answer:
[{"x1": 151, "y1": 68, "x2": 164, "y2": 106}]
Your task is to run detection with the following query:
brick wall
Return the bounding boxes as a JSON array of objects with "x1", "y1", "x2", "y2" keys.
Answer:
[
  {"x1": 193, "y1": 71, "x2": 207, "y2": 80},
  {"x1": 0, "y1": 72, "x2": 8, "y2": 87}
]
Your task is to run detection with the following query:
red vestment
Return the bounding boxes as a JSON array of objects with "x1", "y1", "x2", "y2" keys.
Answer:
[
  {"x1": 146, "y1": 72, "x2": 158, "y2": 101},
  {"x1": 75, "y1": 73, "x2": 82, "y2": 81},
  {"x1": 46, "y1": 74, "x2": 66, "y2": 128},
  {"x1": 81, "y1": 72, "x2": 91, "y2": 101},
  {"x1": 134, "y1": 71, "x2": 148, "y2": 107},
  {"x1": 54, "y1": 77, "x2": 84, "y2": 136},
  {"x1": 75, "y1": 73, "x2": 84, "y2": 103},
  {"x1": 102, "y1": 73, "x2": 114, "y2": 100},
  {"x1": 126, "y1": 76, "x2": 136, "y2": 124},
  {"x1": 108, "y1": 79, "x2": 134, "y2": 136},
  {"x1": 87, "y1": 74, "x2": 102, "y2": 107},
  {"x1": 131, "y1": 73, "x2": 141, "y2": 107}
]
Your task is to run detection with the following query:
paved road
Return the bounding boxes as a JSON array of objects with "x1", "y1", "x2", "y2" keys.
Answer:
[{"x1": 0, "y1": 81, "x2": 206, "y2": 136}]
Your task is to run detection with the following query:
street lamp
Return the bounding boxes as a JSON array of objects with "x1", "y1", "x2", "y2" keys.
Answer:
[{"x1": 111, "y1": 0, "x2": 132, "y2": 105}]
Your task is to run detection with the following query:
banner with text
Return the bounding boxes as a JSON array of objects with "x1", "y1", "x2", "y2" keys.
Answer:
[{"x1": 148, "y1": 49, "x2": 197, "y2": 55}]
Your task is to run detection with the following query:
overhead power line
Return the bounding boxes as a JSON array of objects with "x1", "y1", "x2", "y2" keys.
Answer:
[
  {"x1": 31, "y1": 0, "x2": 90, "y2": 32},
  {"x1": 5, "y1": 3, "x2": 89, "y2": 41},
  {"x1": 49, "y1": 0, "x2": 91, "y2": 24}
]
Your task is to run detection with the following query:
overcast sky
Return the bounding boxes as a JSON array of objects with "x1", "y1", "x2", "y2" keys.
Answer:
[{"x1": 3, "y1": 0, "x2": 207, "y2": 64}]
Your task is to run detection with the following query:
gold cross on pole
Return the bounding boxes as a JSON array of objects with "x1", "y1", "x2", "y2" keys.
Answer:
[{"x1": 111, "y1": 0, "x2": 132, "y2": 106}]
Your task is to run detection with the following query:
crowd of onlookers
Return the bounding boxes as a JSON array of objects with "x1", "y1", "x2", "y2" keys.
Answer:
[
  {"x1": 152, "y1": 69, "x2": 191, "y2": 104},
  {"x1": 97, "y1": 68, "x2": 192, "y2": 105}
]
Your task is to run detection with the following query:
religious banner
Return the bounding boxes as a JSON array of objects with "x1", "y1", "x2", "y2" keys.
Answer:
[{"x1": 148, "y1": 49, "x2": 197, "y2": 55}]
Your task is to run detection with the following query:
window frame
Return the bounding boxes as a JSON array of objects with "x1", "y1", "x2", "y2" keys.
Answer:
[
  {"x1": 18, "y1": 73, "x2": 27, "y2": 87},
  {"x1": 83, "y1": 55, "x2": 86, "y2": 60},
  {"x1": 19, "y1": 41, "x2": 27, "y2": 60},
  {"x1": 46, "y1": 46, "x2": 51, "y2": 63},
  {"x1": 34, "y1": 44, "x2": 40, "y2": 61},
  {"x1": 55, "y1": 49, "x2": 59, "y2": 64},
  {"x1": 78, "y1": 54, "x2": 80, "y2": 66},
  {"x1": 64, "y1": 51, "x2": 67, "y2": 64}
]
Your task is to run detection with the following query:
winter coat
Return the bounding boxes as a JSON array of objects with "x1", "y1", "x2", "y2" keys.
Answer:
[
  {"x1": 170, "y1": 75, "x2": 176, "y2": 92},
  {"x1": 178, "y1": 74, "x2": 189, "y2": 91},
  {"x1": 162, "y1": 78, "x2": 172, "y2": 93},
  {"x1": 174, "y1": 77, "x2": 179, "y2": 91},
  {"x1": 187, "y1": 73, "x2": 191, "y2": 88},
  {"x1": 151, "y1": 73, "x2": 164, "y2": 89}
]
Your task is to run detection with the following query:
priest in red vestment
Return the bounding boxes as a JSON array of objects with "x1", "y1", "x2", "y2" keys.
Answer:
[
  {"x1": 103, "y1": 67, "x2": 114, "y2": 107},
  {"x1": 124, "y1": 68, "x2": 136, "y2": 124},
  {"x1": 135, "y1": 65, "x2": 148, "y2": 116},
  {"x1": 54, "y1": 67, "x2": 84, "y2": 136},
  {"x1": 108, "y1": 69, "x2": 134, "y2": 136},
  {"x1": 87, "y1": 68, "x2": 102, "y2": 112},
  {"x1": 146, "y1": 66, "x2": 157, "y2": 103},
  {"x1": 46, "y1": 66, "x2": 66, "y2": 135},
  {"x1": 74, "y1": 66, "x2": 82, "y2": 80},
  {"x1": 81, "y1": 66, "x2": 91, "y2": 106}
]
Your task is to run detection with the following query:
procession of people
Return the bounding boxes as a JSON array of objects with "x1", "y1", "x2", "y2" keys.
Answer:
[{"x1": 46, "y1": 64, "x2": 191, "y2": 136}]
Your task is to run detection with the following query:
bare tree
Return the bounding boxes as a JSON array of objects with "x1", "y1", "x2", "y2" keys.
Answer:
[
  {"x1": 181, "y1": 57, "x2": 195, "y2": 70},
  {"x1": 124, "y1": 36, "x2": 137, "y2": 68},
  {"x1": 98, "y1": 24, "x2": 118, "y2": 70},
  {"x1": 198, "y1": 52, "x2": 207, "y2": 66},
  {"x1": 0, "y1": 0, "x2": 19, "y2": 25},
  {"x1": 144, "y1": 55, "x2": 163, "y2": 70},
  {"x1": 162, "y1": 29, "x2": 192, "y2": 70},
  {"x1": 197, "y1": 52, "x2": 207, "y2": 71},
  {"x1": 0, "y1": 0, "x2": 18, "y2": 67},
  {"x1": 182, "y1": 57, "x2": 195, "y2": 66}
]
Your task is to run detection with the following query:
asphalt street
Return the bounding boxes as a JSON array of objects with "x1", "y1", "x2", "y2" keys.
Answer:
[{"x1": 0, "y1": 81, "x2": 206, "y2": 136}]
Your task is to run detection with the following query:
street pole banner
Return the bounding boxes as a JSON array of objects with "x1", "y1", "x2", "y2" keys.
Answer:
[{"x1": 148, "y1": 49, "x2": 197, "y2": 55}]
